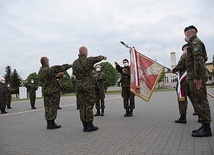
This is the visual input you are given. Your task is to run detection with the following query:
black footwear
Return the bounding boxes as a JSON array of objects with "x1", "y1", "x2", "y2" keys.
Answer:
[
  {"x1": 7, "y1": 106, "x2": 12, "y2": 109},
  {"x1": 31, "y1": 106, "x2": 37, "y2": 109},
  {"x1": 82, "y1": 121, "x2": 87, "y2": 132},
  {"x1": 85, "y1": 121, "x2": 98, "y2": 132},
  {"x1": 100, "y1": 109, "x2": 104, "y2": 116},
  {"x1": 94, "y1": 109, "x2": 100, "y2": 116},
  {"x1": 47, "y1": 120, "x2": 61, "y2": 129},
  {"x1": 1, "y1": 111, "x2": 8, "y2": 114},
  {"x1": 1, "y1": 109, "x2": 8, "y2": 114},
  {"x1": 192, "y1": 124, "x2": 204, "y2": 133},
  {"x1": 128, "y1": 109, "x2": 133, "y2": 117},
  {"x1": 57, "y1": 106, "x2": 62, "y2": 110},
  {"x1": 124, "y1": 109, "x2": 129, "y2": 117},
  {"x1": 175, "y1": 115, "x2": 187, "y2": 124},
  {"x1": 192, "y1": 123, "x2": 212, "y2": 137}
]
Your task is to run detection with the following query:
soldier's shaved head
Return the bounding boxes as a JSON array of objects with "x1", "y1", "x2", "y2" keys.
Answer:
[
  {"x1": 79, "y1": 46, "x2": 88, "y2": 56},
  {"x1": 40, "y1": 57, "x2": 49, "y2": 66}
]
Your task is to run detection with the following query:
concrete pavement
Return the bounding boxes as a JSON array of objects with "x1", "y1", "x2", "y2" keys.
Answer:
[{"x1": 0, "y1": 88, "x2": 214, "y2": 155}]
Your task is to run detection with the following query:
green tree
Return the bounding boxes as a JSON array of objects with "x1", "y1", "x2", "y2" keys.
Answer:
[
  {"x1": 26, "y1": 72, "x2": 40, "y2": 85},
  {"x1": 3, "y1": 65, "x2": 12, "y2": 83},
  {"x1": 99, "y1": 62, "x2": 118, "y2": 91},
  {"x1": 158, "y1": 70, "x2": 166, "y2": 82},
  {"x1": 10, "y1": 69, "x2": 22, "y2": 96},
  {"x1": 60, "y1": 71, "x2": 73, "y2": 94}
]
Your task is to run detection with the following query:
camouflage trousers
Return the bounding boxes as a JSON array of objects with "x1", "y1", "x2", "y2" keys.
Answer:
[
  {"x1": 43, "y1": 92, "x2": 60, "y2": 121},
  {"x1": 122, "y1": 87, "x2": 135, "y2": 109},
  {"x1": 30, "y1": 93, "x2": 36, "y2": 107},
  {"x1": 185, "y1": 80, "x2": 200, "y2": 115},
  {"x1": 187, "y1": 79, "x2": 211, "y2": 123},
  {"x1": 77, "y1": 87, "x2": 96, "y2": 122},
  {"x1": 95, "y1": 89, "x2": 105, "y2": 109},
  {"x1": 0, "y1": 95, "x2": 8, "y2": 109}
]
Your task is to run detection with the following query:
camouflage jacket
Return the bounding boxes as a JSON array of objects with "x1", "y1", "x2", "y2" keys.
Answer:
[
  {"x1": 172, "y1": 53, "x2": 187, "y2": 78},
  {"x1": 27, "y1": 83, "x2": 38, "y2": 95},
  {"x1": 38, "y1": 64, "x2": 72, "y2": 95},
  {"x1": 186, "y1": 35, "x2": 208, "y2": 80},
  {"x1": 0, "y1": 83, "x2": 10, "y2": 95},
  {"x1": 94, "y1": 71, "x2": 105, "y2": 90},
  {"x1": 116, "y1": 65, "x2": 130, "y2": 88},
  {"x1": 72, "y1": 54, "x2": 105, "y2": 89}
]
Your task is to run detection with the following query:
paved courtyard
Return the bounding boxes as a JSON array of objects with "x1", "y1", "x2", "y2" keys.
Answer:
[{"x1": 0, "y1": 88, "x2": 214, "y2": 155}]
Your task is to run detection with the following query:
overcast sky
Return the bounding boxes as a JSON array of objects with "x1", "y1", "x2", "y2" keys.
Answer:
[{"x1": 0, "y1": 0, "x2": 213, "y2": 79}]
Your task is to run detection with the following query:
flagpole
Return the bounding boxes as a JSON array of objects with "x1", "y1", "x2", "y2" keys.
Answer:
[{"x1": 120, "y1": 41, "x2": 169, "y2": 70}]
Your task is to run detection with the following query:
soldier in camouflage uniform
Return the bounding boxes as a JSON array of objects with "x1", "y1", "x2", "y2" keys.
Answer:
[
  {"x1": 94, "y1": 64, "x2": 106, "y2": 116},
  {"x1": 184, "y1": 25, "x2": 212, "y2": 137},
  {"x1": 6, "y1": 84, "x2": 13, "y2": 109},
  {"x1": 38, "y1": 57, "x2": 72, "y2": 130},
  {"x1": 0, "y1": 79, "x2": 8, "y2": 114},
  {"x1": 115, "y1": 59, "x2": 135, "y2": 117},
  {"x1": 26, "y1": 79, "x2": 38, "y2": 109},
  {"x1": 72, "y1": 46, "x2": 107, "y2": 132},
  {"x1": 172, "y1": 44, "x2": 200, "y2": 124}
]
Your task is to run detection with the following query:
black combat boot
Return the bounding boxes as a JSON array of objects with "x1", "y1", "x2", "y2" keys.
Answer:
[
  {"x1": 192, "y1": 123, "x2": 212, "y2": 137},
  {"x1": 1, "y1": 108, "x2": 8, "y2": 114},
  {"x1": 31, "y1": 106, "x2": 37, "y2": 109},
  {"x1": 82, "y1": 121, "x2": 88, "y2": 132},
  {"x1": 7, "y1": 106, "x2": 12, "y2": 109},
  {"x1": 175, "y1": 115, "x2": 187, "y2": 124},
  {"x1": 94, "y1": 109, "x2": 100, "y2": 116},
  {"x1": 86, "y1": 121, "x2": 98, "y2": 132},
  {"x1": 124, "y1": 109, "x2": 129, "y2": 117},
  {"x1": 47, "y1": 120, "x2": 61, "y2": 129},
  {"x1": 128, "y1": 109, "x2": 133, "y2": 117},
  {"x1": 192, "y1": 124, "x2": 204, "y2": 133},
  {"x1": 100, "y1": 109, "x2": 104, "y2": 116}
]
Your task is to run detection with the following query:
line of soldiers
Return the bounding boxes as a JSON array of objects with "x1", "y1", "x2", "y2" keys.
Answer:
[{"x1": 172, "y1": 25, "x2": 212, "y2": 137}]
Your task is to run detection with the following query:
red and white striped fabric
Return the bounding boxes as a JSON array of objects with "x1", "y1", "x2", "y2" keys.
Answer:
[
  {"x1": 177, "y1": 71, "x2": 187, "y2": 101},
  {"x1": 130, "y1": 48, "x2": 165, "y2": 102}
]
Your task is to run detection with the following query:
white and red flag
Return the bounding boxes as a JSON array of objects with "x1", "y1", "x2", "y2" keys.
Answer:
[{"x1": 129, "y1": 47, "x2": 165, "y2": 101}]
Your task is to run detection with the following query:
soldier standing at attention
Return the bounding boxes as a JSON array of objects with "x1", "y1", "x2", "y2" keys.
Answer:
[
  {"x1": 94, "y1": 64, "x2": 106, "y2": 116},
  {"x1": 72, "y1": 46, "x2": 107, "y2": 132},
  {"x1": 172, "y1": 44, "x2": 200, "y2": 124},
  {"x1": 184, "y1": 25, "x2": 212, "y2": 137},
  {"x1": 27, "y1": 79, "x2": 38, "y2": 109},
  {"x1": 0, "y1": 79, "x2": 9, "y2": 114},
  {"x1": 115, "y1": 59, "x2": 135, "y2": 117},
  {"x1": 38, "y1": 57, "x2": 72, "y2": 130}
]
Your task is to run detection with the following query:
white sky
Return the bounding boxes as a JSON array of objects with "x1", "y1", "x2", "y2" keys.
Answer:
[{"x1": 0, "y1": 0, "x2": 214, "y2": 79}]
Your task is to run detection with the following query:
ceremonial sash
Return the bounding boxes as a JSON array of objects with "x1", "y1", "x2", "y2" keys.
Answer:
[{"x1": 177, "y1": 71, "x2": 187, "y2": 101}]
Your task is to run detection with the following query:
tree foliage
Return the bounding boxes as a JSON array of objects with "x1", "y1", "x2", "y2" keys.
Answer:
[
  {"x1": 10, "y1": 69, "x2": 22, "y2": 95},
  {"x1": 26, "y1": 72, "x2": 40, "y2": 85},
  {"x1": 3, "y1": 66, "x2": 12, "y2": 83},
  {"x1": 158, "y1": 70, "x2": 166, "y2": 82},
  {"x1": 99, "y1": 62, "x2": 118, "y2": 91},
  {"x1": 60, "y1": 71, "x2": 73, "y2": 94}
]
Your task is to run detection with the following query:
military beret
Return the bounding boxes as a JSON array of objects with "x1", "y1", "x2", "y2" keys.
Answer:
[
  {"x1": 123, "y1": 59, "x2": 129, "y2": 63},
  {"x1": 182, "y1": 44, "x2": 189, "y2": 51},
  {"x1": 184, "y1": 25, "x2": 198, "y2": 33}
]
